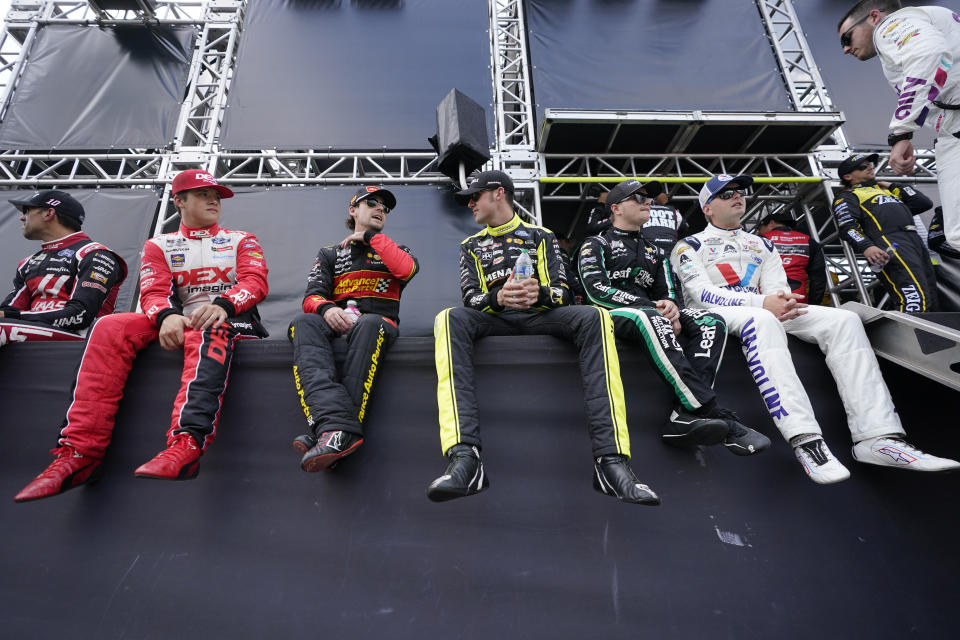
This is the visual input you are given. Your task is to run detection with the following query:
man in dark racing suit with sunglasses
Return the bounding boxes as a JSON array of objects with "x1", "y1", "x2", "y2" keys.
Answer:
[
  {"x1": 427, "y1": 170, "x2": 659, "y2": 506},
  {"x1": 288, "y1": 186, "x2": 418, "y2": 472},
  {"x1": 578, "y1": 178, "x2": 770, "y2": 456}
]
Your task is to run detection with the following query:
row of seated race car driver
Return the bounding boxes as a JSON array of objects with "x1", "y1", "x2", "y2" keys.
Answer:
[{"x1": 5, "y1": 169, "x2": 958, "y2": 507}]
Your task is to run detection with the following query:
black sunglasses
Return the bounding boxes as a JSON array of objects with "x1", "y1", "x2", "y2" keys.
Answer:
[
  {"x1": 854, "y1": 162, "x2": 874, "y2": 172},
  {"x1": 840, "y1": 14, "x2": 869, "y2": 48},
  {"x1": 467, "y1": 187, "x2": 499, "y2": 203},
  {"x1": 615, "y1": 193, "x2": 653, "y2": 206},
  {"x1": 362, "y1": 199, "x2": 390, "y2": 214},
  {"x1": 713, "y1": 188, "x2": 747, "y2": 201}
]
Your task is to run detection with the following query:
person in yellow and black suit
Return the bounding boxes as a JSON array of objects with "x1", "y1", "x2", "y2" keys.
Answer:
[
  {"x1": 833, "y1": 152, "x2": 939, "y2": 312},
  {"x1": 427, "y1": 170, "x2": 659, "y2": 506}
]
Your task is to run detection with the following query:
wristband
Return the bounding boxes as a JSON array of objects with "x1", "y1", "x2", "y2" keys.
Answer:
[{"x1": 887, "y1": 131, "x2": 913, "y2": 146}]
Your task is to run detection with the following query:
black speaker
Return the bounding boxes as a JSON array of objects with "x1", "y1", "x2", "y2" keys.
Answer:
[
  {"x1": 88, "y1": 0, "x2": 157, "y2": 12},
  {"x1": 428, "y1": 88, "x2": 491, "y2": 185}
]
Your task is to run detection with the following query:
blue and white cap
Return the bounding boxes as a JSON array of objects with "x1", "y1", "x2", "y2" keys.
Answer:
[{"x1": 698, "y1": 174, "x2": 753, "y2": 210}]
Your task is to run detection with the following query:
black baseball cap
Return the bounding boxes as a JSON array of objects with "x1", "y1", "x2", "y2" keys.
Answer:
[
  {"x1": 606, "y1": 179, "x2": 663, "y2": 209},
  {"x1": 759, "y1": 213, "x2": 795, "y2": 228},
  {"x1": 454, "y1": 170, "x2": 514, "y2": 205},
  {"x1": 349, "y1": 185, "x2": 397, "y2": 210},
  {"x1": 837, "y1": 153, "x2": 879, "y2": 183},
  {"x1": 9, "y1": 190, "x2": 86, "y2": 226}
]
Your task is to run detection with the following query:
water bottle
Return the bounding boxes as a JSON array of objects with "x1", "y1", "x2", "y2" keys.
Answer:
[
  {"x1": 514, "y1": 249, "x2": 534, "y2": 281},
  {"x1": 869, "y1": 243, "x2": 898, "y2": 273},
  {"x1": 344, "y1": 300, "x2": 361, "y2": 324}
]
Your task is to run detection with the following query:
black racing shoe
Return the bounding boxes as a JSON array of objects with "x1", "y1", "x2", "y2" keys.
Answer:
[
  {"x1": 714, "y1": 408, "x2": 771, "y2": 456},
  {"x1": 662, "y1": 408, "x2": 728, "y2": 447},
  {"x1": 426, "y1": 444, "x2": 489, "y2": 502},
  {"x1": 592, "y1": 455, "x2": 660, "y2": 506},
  {"x1": 300, "y1": 430, "x2": 364, "y2": 472},
  {"x1": 292, "y1": 434, "x2": 317, "y2": 456}
]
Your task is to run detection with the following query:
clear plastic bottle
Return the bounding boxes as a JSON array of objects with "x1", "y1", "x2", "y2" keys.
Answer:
[
  {"x1": 344, "y1": 300, "x2": 361, "y2": 324},
  {"x1": 869, "y1": 243, "x2": 898, "y2": 273},
  {"x1": 514, "y1": 249, "x2": 534, "y2": 281}
]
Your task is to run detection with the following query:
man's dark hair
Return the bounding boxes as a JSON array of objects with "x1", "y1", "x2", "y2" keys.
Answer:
[
  {"x1": 838, "y1": 0, "x2": 901, "y2": 31},
  {"x1": 55, "y1": 211, "x2": 81, "y2": 232},
  {"x1": 346, "y1": 214, "x2": 356, "y2": 230}
]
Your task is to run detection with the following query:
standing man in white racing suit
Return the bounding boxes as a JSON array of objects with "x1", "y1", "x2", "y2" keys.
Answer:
[
  {"x1": 839, "y1": 1, "x2": 960, "y2": 251},
  {"x1": 671, "y1": 174, "x2": 959, "y2": 484}
]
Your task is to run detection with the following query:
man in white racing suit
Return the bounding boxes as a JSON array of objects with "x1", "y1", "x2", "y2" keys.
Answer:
[
  {"x1": 670, "y1": 174, "x2": 959, "y2": 484},
  {"x1": 839, "y1": 1, "x2": 960, "y2": 251}
]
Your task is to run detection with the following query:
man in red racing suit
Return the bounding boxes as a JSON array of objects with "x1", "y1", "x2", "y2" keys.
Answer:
[
  {"x1": 15, "y1": 170, "x2": 269, "y2": 502},
  {"x1": 1, "y1": 190, "x2": 126, "y2": 346},
  {"x1": 288, "y1": 186, "x2": 418, "y2": 472},
  {"x1": 756, "y1": 214, "x2": 826, "y2": 305}
]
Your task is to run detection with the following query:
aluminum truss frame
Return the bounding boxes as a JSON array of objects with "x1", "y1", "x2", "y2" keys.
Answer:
[
  {"x1": 172, "y1": 0, "x2": 243, "y2": 152},
  {"x1": 488, "y1": 1, "x2": 536, "y2": 163},
  {"x1": 754, "y1": 0, "x2": 847, "y2": 144},
  {"x1": 488, "y1": 0, "x2": 540, "y2": 223},
  {"x1": 15, "y1": 0, "x2": 205, "y2": 23}
]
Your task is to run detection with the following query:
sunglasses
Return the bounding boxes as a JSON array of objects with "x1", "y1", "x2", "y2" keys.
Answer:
[
  {"x1": 615, "y1": 193, "x2": 653, "y2": 206},
  {"x1": 840, "y1": 14, "x2": 869, "y2": 48},
  {"x1": 713, "y1": 188, "x2": 747, "y2": 201},
  {"x1": 362, "y1": 198, "x2": 390, "y2": 214},
  {"x1": 467, "y1": 188, "x2": 499, "y2": 204}
]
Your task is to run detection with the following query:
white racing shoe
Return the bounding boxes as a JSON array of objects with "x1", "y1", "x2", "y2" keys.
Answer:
[
  {"x1": 852, "y1": 436, "x2": 960, "y2": 472},
  {"x1": 791, "y1": 434, "x2": 851, "y2": 485}
]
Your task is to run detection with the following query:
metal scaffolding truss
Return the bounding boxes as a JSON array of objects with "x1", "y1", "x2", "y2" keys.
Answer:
[
  {"x1": 0, "y1": 150, "x2": 167, "y2": 186},
  {"x1": 488, "y1": 0, "x2": 537, "y2": 175},
  {"x1": 212, "y1": 151, "x2": 449, "y2": 185},
  {"x1": 173, "y1": 0, "x2": 244, "y2": 151},
  {"x1": 7, "y1": 0, "x2": 205, "y2": 24},
  {"x1": 754, "y1": 0, "x2": 842, "y2": 118},
  {"x1": 540, "y1": 152, "x2": 821, "y2": 203}
]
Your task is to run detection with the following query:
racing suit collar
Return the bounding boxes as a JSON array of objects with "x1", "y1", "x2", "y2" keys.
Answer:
[
  {"x1": 41, "y1": 231, "x2": 89, "y2": 252},
  {"x1": 609, "y1": 225, "x2": 642, "y2": 238},
  {"x1": 486, "y1": 213, "x2": 522, "y2": 237},
  {"x1": 179, "y1": 223, "x2": 221, "y2": 239},
  {"x1": 706, "y1": 222, "x2": 744, "y2": 234}
]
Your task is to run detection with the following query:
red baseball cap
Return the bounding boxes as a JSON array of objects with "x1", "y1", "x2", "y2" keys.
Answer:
[{"x1": 171, "y1": 170, "x2": 234, "y2": 199}]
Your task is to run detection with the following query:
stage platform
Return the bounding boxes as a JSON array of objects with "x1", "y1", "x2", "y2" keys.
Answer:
[{"x1": 1, "y1": 335, "x2": 957, "y2": 639}]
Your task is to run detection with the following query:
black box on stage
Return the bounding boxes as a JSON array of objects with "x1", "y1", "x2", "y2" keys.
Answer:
[{"x1": 429, "y1": 88, "x2": 491, "y2": 184}]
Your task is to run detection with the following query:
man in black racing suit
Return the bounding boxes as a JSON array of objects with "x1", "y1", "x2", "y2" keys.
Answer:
[
  {"x1": 578, "y1": 179, "x2": 769, "y2": 456},
  {"x1": 833, "y1": 152, "x2": 938, "y2": 311},
  {"x1": 288, "y1": 186, "x2": 418, "y2": 472},
  {"x1": 1, "y1": 190, "x2": 126, "y2": 346},
  {"x1": 426, "y1": 170, "x2": 659, "y2": 506}
]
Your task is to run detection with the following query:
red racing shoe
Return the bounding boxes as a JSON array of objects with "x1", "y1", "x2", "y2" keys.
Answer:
[
  {"x1": 135, "y1": 433, "x2": 203, "y2": 480},
  {"x1": 14, "y1": 446, "x2": 101, "y2": 503}
]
